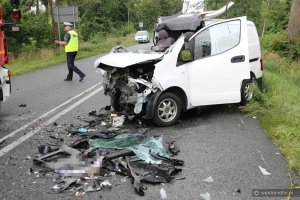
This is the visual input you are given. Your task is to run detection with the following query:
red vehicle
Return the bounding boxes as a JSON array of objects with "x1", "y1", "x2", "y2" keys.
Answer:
[{"x1": 0, "y1": 1, "x2": 20, "y2": 109}]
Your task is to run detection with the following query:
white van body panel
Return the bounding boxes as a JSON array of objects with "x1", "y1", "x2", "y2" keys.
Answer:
[
  {"x1": 0, "y1": 66, "x2": 11, "y2": 102},
  {"x1": 187, "y1": 17, "x2": 250, "y2": 106},
  {"x1": 153, "y1": 37, "x2": 193, "y2": 109},
  {"x1": 154, "y1": 17, "x2": 250, "y2": 107},
  {"x1": 247, "y1": 21, "x2": 262, "y2": 79},
  {"x1": 205, "y1": 19, "x2": 262, "y2": 80}
]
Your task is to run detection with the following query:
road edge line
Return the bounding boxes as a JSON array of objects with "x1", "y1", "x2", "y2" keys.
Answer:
[
  {"x1": 0, "y1": 86, "x2": 103, "y2": 157},
  {"x1": 0, "y1": 83, "x2": 101, "y2": 143}
]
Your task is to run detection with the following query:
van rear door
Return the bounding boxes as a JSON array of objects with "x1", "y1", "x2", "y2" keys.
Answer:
[{"x1": 186, "y1": 16, "x2": 250, "y2": 106}]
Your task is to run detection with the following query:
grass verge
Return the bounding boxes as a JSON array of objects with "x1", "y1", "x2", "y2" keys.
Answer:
[
  {"x1": 244, "y1": 51, "x2": 300, "y2": 175},
  {"x1": 7, "y1": 34, "x2": 136, "y2": 76}
]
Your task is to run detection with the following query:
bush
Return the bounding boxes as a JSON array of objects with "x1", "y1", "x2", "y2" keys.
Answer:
[
  {"x1": 261, "y1": 31, "x2": 289, "y2": 55},
  {"x1": 262, "y1": 31, "x2": 300, "y2": 61},
  {"x1": 110, "y1": 23, "x2": 136, "y2": 37}
]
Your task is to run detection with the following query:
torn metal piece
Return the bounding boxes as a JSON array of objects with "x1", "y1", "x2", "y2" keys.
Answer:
[
  {"x1": 150, "y1": 151, "x2": 184, "y2": 166},
  {"x1": 51, "y1": 177, "x2": 77, "y2": 193},
  {"x1": 134, "y1": 89, "x2": 152, "y2": 114},
  {"x1": 125, "y1": 156, "x2": 145, "y2": 196},
  {"x1": 131, "y1": 160, "x2": 182, "y2": 183},
  {"x1": 83, "y1": 180, "x2": 102, "y2": 193},
  {"x1": 104, "y1": 149, "x2": 134, "y2": 161},
  {"x1": 38, "y1": 145, "x2": 56, "y2": 155}
]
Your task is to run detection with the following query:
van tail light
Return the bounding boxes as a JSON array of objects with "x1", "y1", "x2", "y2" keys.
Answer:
[{"x1": 260, "y1": 58, "x2": 264, "y2": 71}]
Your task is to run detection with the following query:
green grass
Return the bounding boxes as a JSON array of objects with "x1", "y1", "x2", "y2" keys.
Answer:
[
  {"x1": 244, "y1": 51, "x2": 300, "y2": 175},
  {"x1": 7, "y1": 34, "x2": 136, "y2": 76}
]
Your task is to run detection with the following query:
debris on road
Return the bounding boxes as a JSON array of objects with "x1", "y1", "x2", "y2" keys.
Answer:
[
  {"x1": 19, "y1": 104, "x2": 27, "y2": 108},
  {"x1": 78, "y1": 128, "x2": 88, "y2": 133},
  {"x1": 31, "y1": 106, "x2": 184, "y2": 197},
  {"x1": 235, "y1": 188, "x2": 241, "y2": 193},
  {"x1": 203, "y1": 176, "x2": 214, "y2": 183},
  {"x1": 168, "y1": 141, "x2": 180, "y2": 155},
  {"x1": 200, "y1": 192, "x2": 211, "y2": 200},
  {"x1": 160, "y1": 188, "x2": 167, "y2": 199},
  {"x1": 259, "y1": 166, "x2": 271, "y2": 176},
  {"x1": 112, "y1": 115, "x2": 125, "y2": 127}
]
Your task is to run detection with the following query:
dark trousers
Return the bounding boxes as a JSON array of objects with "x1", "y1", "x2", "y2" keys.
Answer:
[{"x1": 66, "y1": 52, "x2": 85, "y2": 80}]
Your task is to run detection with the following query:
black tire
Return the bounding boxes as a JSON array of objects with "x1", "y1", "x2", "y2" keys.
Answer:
[
  {"x1": 153, "y1": 92, "x2": 182, "y2": 127},
  {"x1": 241, "y1": 80, "x2": 253, "y2": 105},
  {"x1": 110, "y1": 89, "x2": 121, "y2": 111}
]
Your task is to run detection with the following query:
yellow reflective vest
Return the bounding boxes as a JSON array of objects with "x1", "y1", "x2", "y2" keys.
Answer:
[{"x1": 65, "y1": 30, "x2": 79, "y2": 53}]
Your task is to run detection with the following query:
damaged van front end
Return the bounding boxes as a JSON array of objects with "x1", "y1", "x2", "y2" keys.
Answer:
[{"x1": 94, "y1": 51, "x2": 164, "y2": 120}]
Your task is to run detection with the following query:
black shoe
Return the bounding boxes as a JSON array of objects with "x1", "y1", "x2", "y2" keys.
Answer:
[
  {"x1": 64, "y1": 78, "x2": 72, "y2": 81},
  {"x1": 79, "y1": 74, "x2": 86, "y2": 82}
]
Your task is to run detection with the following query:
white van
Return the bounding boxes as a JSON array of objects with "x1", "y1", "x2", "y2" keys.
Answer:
[
  {"x1": 0, "y1": 67, "x2": 11, "y2": 108},
  {"x1": 94, "y1": 16, "x2": 263, "y2": 126}
]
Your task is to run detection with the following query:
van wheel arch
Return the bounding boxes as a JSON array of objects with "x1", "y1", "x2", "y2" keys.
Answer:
[{"x1": 164, "y1": 87, "x2": 188, "y2": 112}]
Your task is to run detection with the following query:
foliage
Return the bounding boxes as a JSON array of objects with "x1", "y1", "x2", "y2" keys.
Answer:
[
  {"x1": 244, "y1": 52, "x2": 300, "y2": 174},
  {"x1": 205, "y1": 0, "x2": 263, "y2": 33},
  {"x1": 261, "y1": 31, "x2": 300, "y2": 60},
  {"x1": 9, "y1": 33, "x2": 136, "y2": 75},
  {"x1": 263, "y1": 0, "x2": 290, "y2": 34}
]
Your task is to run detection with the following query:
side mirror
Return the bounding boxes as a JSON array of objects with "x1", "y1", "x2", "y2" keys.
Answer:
[{"x1": 180, "y1": 49, "x2": 192, "y2": 62}]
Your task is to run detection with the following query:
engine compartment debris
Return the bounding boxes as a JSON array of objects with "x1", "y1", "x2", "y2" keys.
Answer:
[{"x1": 30, "y1": 106, "x2": 184, "y2": 197}]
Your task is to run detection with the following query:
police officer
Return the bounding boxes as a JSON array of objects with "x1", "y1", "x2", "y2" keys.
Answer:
[{"x1": 55, "y1": 22, "x2": 86, "y2": 82}]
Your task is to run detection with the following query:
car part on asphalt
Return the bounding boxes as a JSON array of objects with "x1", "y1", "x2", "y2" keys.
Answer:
[
  {"x1": 160, "y1": 188, "x2": 168, "y2": 199},
  {"x1": 31, "y1": 106, "x2": 184, "y2": 196},
  {"x1": 168, "y1": 141, "x2": 180, "y2": 155},
  {"x1": 125, "y1": 156, "x2": 145, "y2": 196},
  {"x1": 200, "y1": 192, "x2": 211, "y2": 200}
]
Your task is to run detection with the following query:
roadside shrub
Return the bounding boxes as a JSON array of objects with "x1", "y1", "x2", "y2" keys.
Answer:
[
  {"x1": 262, "y1": 31, "x2": 300, "y2": 61},
  {"x1": 261, "y1": 31, "x2": 289, "y2": 56},
  {"x1": 111, "y1": 23, "x2": 136, "y2": 37},
  {"x1": 289, "y1": 41, "x2": 300, "y2": 61}
]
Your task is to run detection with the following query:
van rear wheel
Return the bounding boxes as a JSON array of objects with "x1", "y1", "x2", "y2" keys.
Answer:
[
  {"x1": 241, "y1": 80, "x2": 253, "y2": 105},
  {"x1": 153, "y1": 92, "x2": 182, "y2": 127}
]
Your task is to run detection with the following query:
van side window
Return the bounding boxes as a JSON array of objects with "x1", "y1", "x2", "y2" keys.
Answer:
[{"x1": 194, "y1": 20, "x2": 241, "y2": 60}]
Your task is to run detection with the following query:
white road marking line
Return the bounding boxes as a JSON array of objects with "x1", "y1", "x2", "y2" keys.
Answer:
[
  {"x1": 0, "y1": 86, "x2": 103, "y2": 157},
  {"x1": 0, "y1": 83, "x2": 102, "y2": 143}
]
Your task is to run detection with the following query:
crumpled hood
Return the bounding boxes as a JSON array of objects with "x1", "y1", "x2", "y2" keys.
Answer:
[{"x1": 94, "y1": 52, "x2": 163, "y2": 68}]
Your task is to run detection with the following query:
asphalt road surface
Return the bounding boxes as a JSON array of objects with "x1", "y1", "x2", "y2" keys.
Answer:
[{"x1": 0, "y1": 42, "x2": 299, "y2": 200}]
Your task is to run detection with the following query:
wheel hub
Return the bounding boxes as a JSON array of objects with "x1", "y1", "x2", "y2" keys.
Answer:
[{"x1": 158, "y1": 98, "x2": 178, "y2": 123}]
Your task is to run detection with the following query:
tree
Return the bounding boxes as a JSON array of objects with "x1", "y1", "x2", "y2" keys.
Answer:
[
  {"x1": 287, "y1": 0, "x2": 300, "y2": 42},
  {"x1": 205, "y1": 0, "x2": 263, "y2": 34}
]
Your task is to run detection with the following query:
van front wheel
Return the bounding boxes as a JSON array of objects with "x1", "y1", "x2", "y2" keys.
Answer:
[{"x1": 153, "y1": 92, "x2": 182, "y2": 127}]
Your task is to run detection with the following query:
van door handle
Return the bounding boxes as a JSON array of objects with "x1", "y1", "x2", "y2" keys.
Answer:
[{"x1": 231, "y1": 55, "x2": 245, "y2": 63}]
